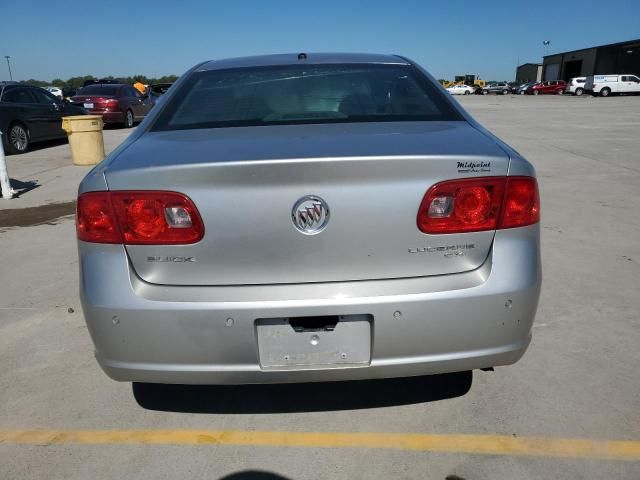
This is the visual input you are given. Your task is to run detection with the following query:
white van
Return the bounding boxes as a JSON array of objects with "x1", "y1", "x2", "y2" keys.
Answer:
[{"x1": 584, "y1": 74, "x2": 640, "y2": 97}]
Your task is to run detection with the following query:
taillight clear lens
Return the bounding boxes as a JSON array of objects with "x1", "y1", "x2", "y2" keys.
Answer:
[
  {"x1": 499, "y1": 177, "x2": 540, "y2": 228},
  {"x1": 76, "y1": 191, "x2": 204, "y2": 244},
  {"x1": 417, "y1": 176, "x2": 539, "y2": 234}
]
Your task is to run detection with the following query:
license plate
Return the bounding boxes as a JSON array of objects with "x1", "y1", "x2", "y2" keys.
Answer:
[
  {"x1": 256, "y1": 314, "x2": 371, "y2": 369},
  {"x1": 83, "y1": 103, "x2": 94, "y2": 109}
]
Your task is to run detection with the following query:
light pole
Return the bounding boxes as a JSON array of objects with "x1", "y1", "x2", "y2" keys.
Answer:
[
  {"x1": 542, "y1": 41, "x2": 550, "y2": 58},
  {"x1": 4, "y1": 56, "x2": 12, "y2": 81}
]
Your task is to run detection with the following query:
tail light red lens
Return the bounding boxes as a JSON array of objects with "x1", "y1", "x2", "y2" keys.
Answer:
[
  {"x1": 103, "y1": 99, "x2": 119, "y2": 110},
  {"x1": 76, "y1": 192, "x2": 120, "y2": 243},
  {"x1": 500, "y1": 177, "x2": 540, "y2": 228},
  {"x1": 77, "y1": 191, "x2": 204, "y2": 244},
  {"x1": 417, "y1": 176, "x2": 539, "y2": 234}
]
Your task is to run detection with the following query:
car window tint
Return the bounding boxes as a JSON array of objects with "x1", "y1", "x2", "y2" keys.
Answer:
[
  {"x1": 77, "y1": 85, "x2": 120, "y2": 95},
  {"x1": 31, "y1": 88, "x2": 58, "y2": 105},
  {"x1": 2, "y1": 87, "x2": 35, "y2": 103},
  {"x1": 152, "y1": 63, "x2": 462, "y2": 131}
]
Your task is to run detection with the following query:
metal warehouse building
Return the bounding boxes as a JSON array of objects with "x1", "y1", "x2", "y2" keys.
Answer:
[
  {"x1": 515, "y1": 63, "x2": 543, "y2": 83},
  {"x1": 542, "y1": 38, "x2": 640, "y2": 81}
]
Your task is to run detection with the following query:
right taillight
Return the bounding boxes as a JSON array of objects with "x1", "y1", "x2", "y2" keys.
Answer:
[
  {"x1": 76, "y1": 191, "x2": 204, "y2": 244},
  {"x1": 417, "y1": 176, "x2": 539, "y2": 234},
  {"x1": 500, "y1": 177, "x2": 540, "y2": 228},
  {"x1": 103, "y1": 99, "x2": 119, "y2": 110}
]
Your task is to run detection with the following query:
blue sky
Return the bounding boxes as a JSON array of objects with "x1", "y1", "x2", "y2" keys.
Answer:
[{"x1": 1, "y1": 0, "x2": 639, "y2": 82}]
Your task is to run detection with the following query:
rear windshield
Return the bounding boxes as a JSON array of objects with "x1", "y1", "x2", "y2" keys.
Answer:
[
  {"x1": 77, "y1": 85, "x2": 120, "y2": 95},
  {"x1": 152, "y1": 64, "x2": 462, "y2": 131}
]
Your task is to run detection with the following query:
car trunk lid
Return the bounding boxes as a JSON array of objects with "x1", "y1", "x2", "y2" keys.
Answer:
[{"x1": 105, "y1": 121, "x2": 509, "y2": 286}]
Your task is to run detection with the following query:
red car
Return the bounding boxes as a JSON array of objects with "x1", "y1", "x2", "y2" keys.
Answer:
[
  {"x1": 70, "y1": 83, "x2": 153, "y2": 128},
  {"x1": 526, "y1": 80, "x2": 567, "y2": 95}
]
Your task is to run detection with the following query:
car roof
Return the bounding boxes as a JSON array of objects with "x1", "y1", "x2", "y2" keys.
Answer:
[{"x1": 197, "y1": 52, "x2": 410, "y2": 71}]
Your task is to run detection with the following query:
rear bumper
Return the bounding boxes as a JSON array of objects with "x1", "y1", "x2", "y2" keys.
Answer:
[
  {"x1": 88, "y1": 111, "x2": 124, "y2": 124},
  {"x1": 79, "y1": 225, "x2": 541, "y2": 384}
]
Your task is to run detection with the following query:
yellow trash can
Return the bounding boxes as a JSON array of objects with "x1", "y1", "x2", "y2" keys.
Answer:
[{"x1": 61, "y1": 115, "x2": 106, "y2": 166}]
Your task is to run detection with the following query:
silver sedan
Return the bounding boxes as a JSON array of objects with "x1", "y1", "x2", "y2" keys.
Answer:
[{"x1": 77, "y1": 53, "x2": 541, "y2": 384}]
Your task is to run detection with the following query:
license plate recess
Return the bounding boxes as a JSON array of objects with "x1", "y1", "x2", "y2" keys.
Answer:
[{"x1": 256, "y1": 314, "x2": 372, "y2": 369}]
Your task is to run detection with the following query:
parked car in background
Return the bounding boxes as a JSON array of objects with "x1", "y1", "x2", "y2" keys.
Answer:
[
  {"x1": 44, "y1": 86, "x2": 63, "y2": 99},
  {"x1": 564, "y1": 77, "x2": 587, "y2": 96},
  {"x1": 514, "y1": 82, "x2": 535, "y2": 95},
  {"x1": 482, "y1": 82, "x2": 511, "y2": 95},
  {"x1": 584, "y1": 74, "x2": 640, "y2": 97},
  {"x1": 508, "y1": 82, "x2": 520, "y2": 94},
  {"x1": 446, "y1": 84, "x2": 474, "y2": 95},
  {"x1": 70, "y1": 83, "x2": 153, "y2": 128},
  {"x1": 0, "y1": 83, "x2": 86, "y2": 154},
  {"x1": 62, "y1": 87, "x2": 77, "y2": 100},
  {"x1": 526, "y1": 80, "x2": 566, "y2": 95},
  {"x1": 77, "y1": 53, "x2": 541, "y2": 385},
  {"x1": 148, "y1": 83, "x2": 173, "y2": 106}
]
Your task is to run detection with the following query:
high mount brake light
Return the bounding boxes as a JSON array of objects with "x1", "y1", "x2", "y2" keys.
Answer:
[
  {"x1": 77, "y1": 191, "x2": 204, "y2": 244},
  {"x1": 417, "y1": 176, "x2": 539, "y2": 234}
]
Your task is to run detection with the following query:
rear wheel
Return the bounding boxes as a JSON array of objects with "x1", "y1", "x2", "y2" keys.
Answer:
[
  {"x1": 502, "y1": 89, "x2": 509, "y2": 95},
  {"x1": 557, "y1": 89, "x2": 564, "y2": 95},
  {"x1": 464, "y1": 90, "x2": 470, "y2": 95},
  {"x1": 124, "y1": 109, "x2": 134, "y2": 128},
  {"x1": 482, "y1": 90, "x2": 488, "y2": 95},
  {"x1": 575, "y1": 88, "x2": 583, "y2": 96},
  {"x1": 600, "y1": 87, "x2": 611, "y2": 97},
  {"x1": 533, "y1": 90, "x2": 539, "y2": 95},
  {"x1": 5, "y1": 123, "x2": 30, "y2": 154}
]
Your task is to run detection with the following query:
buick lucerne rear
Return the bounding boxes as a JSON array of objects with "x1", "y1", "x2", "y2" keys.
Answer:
[{"x1": 77, "y1": 53, "x2": 541, "y2": 384}]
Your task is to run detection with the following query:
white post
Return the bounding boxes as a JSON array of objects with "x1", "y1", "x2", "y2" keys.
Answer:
[{"x1": 0, "y1": 131, "x2": 16, "y2": 200}]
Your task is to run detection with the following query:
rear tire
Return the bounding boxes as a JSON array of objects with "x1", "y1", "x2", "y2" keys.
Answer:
[
  {"x1": 575, "y1": 88, "x2": 583, "y2": 96},
  {"x1": 502, "y1": 89, "x2": 509, "y2": 95},
  {"x1": 5, "y1": 123, "x2": 30, "y2": 154},
  {"x1": 464, "y1": 90, "x2": 470, "y2": 95},
  {"x1": 600, "y1": 87, "x2": 611, "y2": 97},
  {"x1": 124, "y1": 109, "x2": 134, "y2": 128},
  {"x1": 557, "y1": 89, "x2": 563, "y2": 95},
  {"x1": 533, "y1": 90, "x2": 539, "y2": 95}
]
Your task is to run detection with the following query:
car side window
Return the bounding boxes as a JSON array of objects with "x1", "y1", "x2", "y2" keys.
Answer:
[
  {"x1": 2, "y1": 87, "x2": 36, "y2": 103},
  {"x1": 31, "y1": 88, "x2": 58, "y2": 105}
]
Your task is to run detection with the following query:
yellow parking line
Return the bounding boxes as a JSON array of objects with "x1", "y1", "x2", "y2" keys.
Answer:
[{"x1": 0, "y1": 430, "x2": 638, "y2": 461}]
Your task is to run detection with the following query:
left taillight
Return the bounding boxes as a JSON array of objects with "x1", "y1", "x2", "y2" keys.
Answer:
[{"x1": 76, "y1": 191, "x2": 204, "y2": 245}]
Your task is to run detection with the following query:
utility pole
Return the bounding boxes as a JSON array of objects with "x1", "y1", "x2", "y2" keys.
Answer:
[{"x1": 4, "y1": 56, "x2": 12, "y2": 81}]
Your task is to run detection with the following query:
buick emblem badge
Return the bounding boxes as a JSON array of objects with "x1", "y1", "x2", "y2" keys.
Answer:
[{"x1": 292, "y1": 195, "x2": 330, "y2": 235}]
